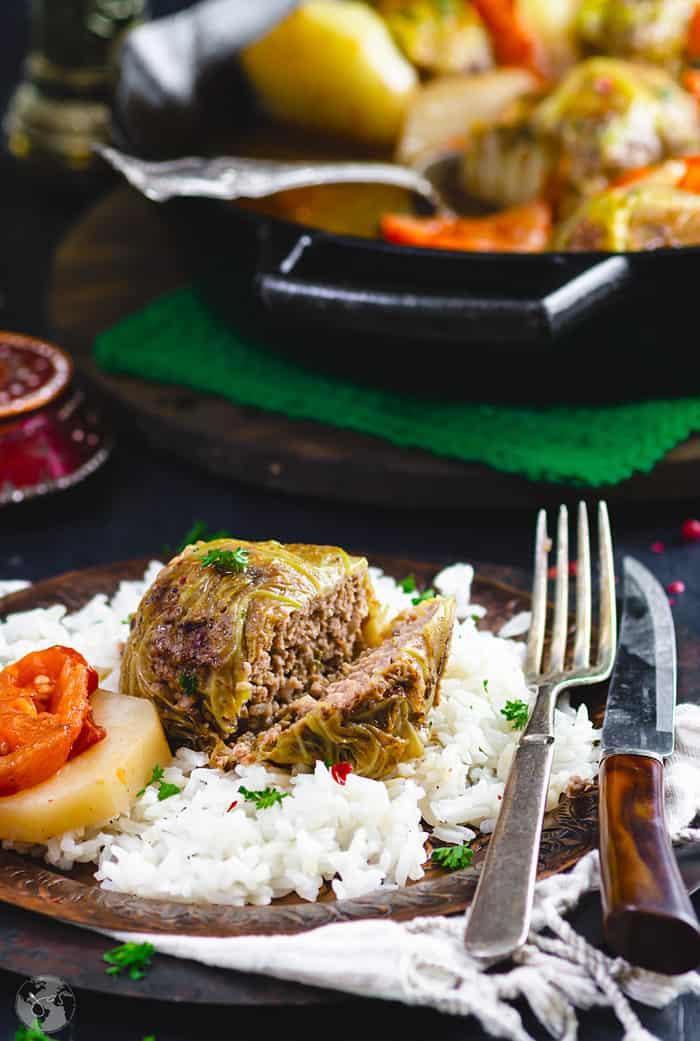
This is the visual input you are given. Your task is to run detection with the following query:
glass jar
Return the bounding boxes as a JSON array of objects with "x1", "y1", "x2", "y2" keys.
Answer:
[{"x1": 5, "y1": 0, "x2": 147, "y2": 171}]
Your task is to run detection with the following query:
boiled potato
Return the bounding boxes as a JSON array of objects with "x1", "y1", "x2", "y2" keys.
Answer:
[
  {"x1": 0, "y1": 690, "x2": 170, "y2": 843},
  {"x1": 241, "y1": 0, "x2": 418, "y2": 146}
]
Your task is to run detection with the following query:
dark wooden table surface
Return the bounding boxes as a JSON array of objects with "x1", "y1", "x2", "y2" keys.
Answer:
[{"x1": 0, "y1": 2, "x2": 699, "y2": 1038}]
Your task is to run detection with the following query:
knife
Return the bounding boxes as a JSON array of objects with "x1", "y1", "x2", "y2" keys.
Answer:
[{"x1": 599, "y1": 557, "x2": 700, "y2": 975}]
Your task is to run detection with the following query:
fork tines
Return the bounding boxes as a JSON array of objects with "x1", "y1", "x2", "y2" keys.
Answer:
[{"x1": 524, "y1": 502, "x2": 616, "y2": 683}]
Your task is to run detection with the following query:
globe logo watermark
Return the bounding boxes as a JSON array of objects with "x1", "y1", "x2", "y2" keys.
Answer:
[{"x1": 15, "y1": 976, "x2": 76, "y2": 1034}]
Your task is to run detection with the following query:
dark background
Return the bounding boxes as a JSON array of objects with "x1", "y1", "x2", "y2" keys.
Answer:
[{"x1": 0, "y1": 2, "x2": 698, "y2": 1038}]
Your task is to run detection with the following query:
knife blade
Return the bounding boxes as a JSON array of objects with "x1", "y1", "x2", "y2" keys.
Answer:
[
  {"x1": 598, "y1": 557, "x2": 700, "y2": 975},
  {"x1": 601, "y1": 556, "x2": 676, "y2": 759}
]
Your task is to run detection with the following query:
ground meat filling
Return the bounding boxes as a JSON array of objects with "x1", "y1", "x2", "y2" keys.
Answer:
[
  {"x1": 237, "y1": 573, "x2": 371, "y2": 734},
  {"x1": 229, "y1": 597, "x2": 456, "y2": 777}
]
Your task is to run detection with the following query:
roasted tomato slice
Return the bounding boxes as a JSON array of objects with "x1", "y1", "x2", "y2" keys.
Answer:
[
  {"x1": 0, "y1": 646, "x2": 104, "y2": 796},
  {"x1": 380, "y1": 201, "x2": 552, "y2": 253}
]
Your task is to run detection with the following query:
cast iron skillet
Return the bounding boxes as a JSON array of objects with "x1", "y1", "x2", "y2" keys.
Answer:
[{"x1": 113, "y1": 0, "x2": 698, "y2": 355}]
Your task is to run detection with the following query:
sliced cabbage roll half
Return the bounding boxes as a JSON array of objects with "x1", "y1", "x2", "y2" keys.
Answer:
[{"x1": 238, "y1": 595, "x2": 456, "y2": 780}]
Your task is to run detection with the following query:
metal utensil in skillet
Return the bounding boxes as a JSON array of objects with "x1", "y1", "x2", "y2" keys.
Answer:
[
  {"x1": 598, "y1": 557, "x2": 700, "y2": 975},
  {"x1": 95, "y1": 145, "x2": 453, "y2": 212},
  {"x1": 465, "y1": 502, "x2": 617, "y2": 959}
]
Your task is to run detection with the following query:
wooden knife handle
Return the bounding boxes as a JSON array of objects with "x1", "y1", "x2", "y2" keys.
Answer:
[{"x1": 599, "y1": 753, "x2": 700, "y2": 974}]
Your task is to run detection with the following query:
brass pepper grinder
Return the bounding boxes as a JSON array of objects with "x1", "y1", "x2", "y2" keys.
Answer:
[{"x1": 5, "y1": 0, "x2": 146, "y2": 174}]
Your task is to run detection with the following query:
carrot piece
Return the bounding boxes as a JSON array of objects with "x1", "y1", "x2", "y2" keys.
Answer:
[
  {"x1": 683, "y1": 67, "x2": 700, "y2": 103},
  {"x1": 687, "y1": 4, "x2": 700, "y2": 62},
  {"x1": 678, "y1": 156, "x2": 700, "y2": 194},
  {"x1": 611, "y1": 156, "x2": 700, "y2": 195},
  {"x1": 611, "y1": 165, "x2": 656, "y2": 188},
  {"x1": 380, "y1": 201, "x2": 552, "y2": 253},
  {"x1": 471, "y1": 0, "x2": 545, "y2": 78}
]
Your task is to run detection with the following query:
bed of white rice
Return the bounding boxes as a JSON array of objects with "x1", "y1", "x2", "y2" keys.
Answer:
[{"x1": 0, "y1": 561, "x2": 599, "y2": 906}]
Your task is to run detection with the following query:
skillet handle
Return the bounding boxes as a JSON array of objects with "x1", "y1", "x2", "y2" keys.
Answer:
[
  {"x1": 254, "y1": 231, "x2": 630, "y2": 346},
  {"x1": 599, "y1": 753, "x2": 700, "y2": 975}
]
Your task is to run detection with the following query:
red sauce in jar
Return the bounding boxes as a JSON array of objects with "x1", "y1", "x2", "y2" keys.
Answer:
[{"x1": 0, "y1": 332, "x2": 110, "y2": 505}]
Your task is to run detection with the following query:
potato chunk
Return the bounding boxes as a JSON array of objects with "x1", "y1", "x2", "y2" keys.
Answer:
[
  {"x1": 0, "y1": 691, "x2": 170, "y2": 843},
  {"x1": 241, "y1": 0, "x2": 418, "y2": 146}
]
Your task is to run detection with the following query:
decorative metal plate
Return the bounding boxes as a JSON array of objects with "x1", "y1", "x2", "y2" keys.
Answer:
[{"x1": 0, "y1": 556, "x2": 603, "y2": 938}]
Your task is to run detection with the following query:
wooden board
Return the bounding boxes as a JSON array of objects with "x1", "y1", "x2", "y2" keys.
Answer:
[
  {"x1": 48, "y1": 186, "x2": 700, "y2": 509},
  {"x1": 0, "y1": 556, "x2": 600, "y2": 949}
]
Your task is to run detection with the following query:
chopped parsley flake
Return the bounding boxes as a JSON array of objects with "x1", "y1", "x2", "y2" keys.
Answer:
[
  {"x1": 501, "y1": 699, "x2": 529, "y2": 729},
  {"x1": 157, "y1": 782, "x2": 182, "y2": 802},
  {"x1": 137, "y1": 764, "x2": 182, "y2": 802},
  {"x1": 179, "y1": 672, "x2": 197, "y2": 697},
  {"x1": 103, "y1": 941, "x2": 155, "y2": 980},
  {"x1": 431, "y1": 844, "x2": 474, "y2": 870},
  {"x1": 239, "y1": 785, "x2": 289, "y2": 810},
  {"x1": 412, "y1": 587, "x2": 436, "y2": 605},
  {"x1": 482, "y1": 679, "x2": 489, "y2": 693},
  {"x1": 199, "y1": 546, "x2": 249, "y2": 574},
  {"x1": 122, "y1": 613, "x2": 134, "y2": 625},
  {"x1": 400, "y1": 574, "x2": 417, "y2": 593}
]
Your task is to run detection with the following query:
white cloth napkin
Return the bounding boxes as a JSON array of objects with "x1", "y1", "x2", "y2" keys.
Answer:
[
  {"x1": 94, "y1": 703, "x2": 700, "y2": 1041},
  {"x1": 1, "y1": 580, "x2": 697, "y2": 1040}
]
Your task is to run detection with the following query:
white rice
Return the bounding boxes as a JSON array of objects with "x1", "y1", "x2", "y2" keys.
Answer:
[{"x1": 0, "y1": 560, "x2": 600, "y2": 906}]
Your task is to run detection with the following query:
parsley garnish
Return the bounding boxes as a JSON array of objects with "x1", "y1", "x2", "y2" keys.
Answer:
[
  {"x1": 482, "y1": 679, "x2": 489, "y2": 693},
  {"x1": 238, "y1": 785, "x2": 289, "y2": 810},
  {"x1": 157, "y1": 782, "x2": 182, "y2": 801},
  {"x1": 199, "y1": 546, "x2": 249, "y2": 574},
  {"x1": 400, "y1": 574, "x2": 417, "y2": 593},
  {"x1": 179, "y1": 672, "x2": 197, "y2": 697},
  {"x1": 103, "y1": 941, "x2": 155, "y2": 980},
  {"x1": 501, "y1": 699, "x2": 529, "y2": 729},
  {"x1": 137, "y1": 764, "x2": 182, "y2": 801},
  {"x1": 122, "y1": 613, "x2": 134, "y2": 625},
  {"x1": 431, "y1": 844, "x2": 474, "y2": 870},
  {"x1": 14, "y1": 1024, "x2": 52, "y2": 1041},
  {"x1": 412, "y1": 588, "x2": 436, "y2": 605},
  {"x1": 178, "y1": 521, "x2": 232, "y2": 552}
]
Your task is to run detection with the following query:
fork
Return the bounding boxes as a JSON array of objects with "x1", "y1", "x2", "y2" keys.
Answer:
[{"x1": 464, "y1": 501, "x2": 617, "y2": 960}]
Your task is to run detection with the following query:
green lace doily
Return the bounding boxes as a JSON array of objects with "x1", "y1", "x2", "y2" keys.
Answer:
[{"x1": 95, "y1": 284, "x2": 700, "y2": 487}]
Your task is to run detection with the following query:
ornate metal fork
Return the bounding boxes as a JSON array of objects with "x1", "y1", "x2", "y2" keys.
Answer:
[{"x1": 465, "y1": 501, "x2": 617, "y2": 959}]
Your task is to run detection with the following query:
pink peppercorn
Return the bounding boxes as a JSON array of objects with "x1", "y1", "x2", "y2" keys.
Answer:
[
  {"x1": 682, "y1": 519, "x2": 700, "y2": 544},
  {"x1": 667, "y1": 581, "x2": 686, "y2": 595},
  {"x1": 650, "y1": 541, "x2": 665, "y2": 554},
  {"x1": 331, "y1": 762, "x2": 353, "y2": 786}
]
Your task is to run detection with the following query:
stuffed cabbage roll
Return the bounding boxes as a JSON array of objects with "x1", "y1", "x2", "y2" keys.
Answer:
[
  {"x1": 372, "y1": 0, "x2": 494, "y2": 74},
  {"x1": 577, "y1": 0, "x2": 696, "y2": 67},
  {"x1": 554, "y1": 180, "x2": 700, "y2": 249},
  {"x1": 121, "y1": 539, "x2": 456, "y2": 779},
  {"x1": 461, "y1": 57, "x2": 700, "y2": 207}
]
